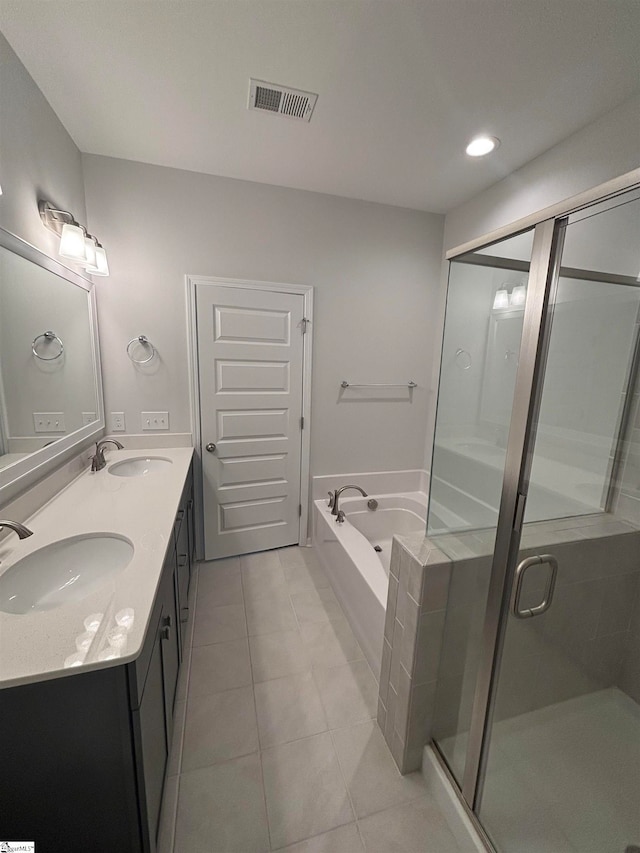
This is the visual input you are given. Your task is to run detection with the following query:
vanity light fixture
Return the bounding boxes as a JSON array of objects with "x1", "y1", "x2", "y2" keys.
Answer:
[
  {"x1": 494, "y1": 283, "x2": 527, "y2": 310},
  {"x1": 493, "y1": 288, "x2": 509, "y2": 309},
  {"x1": 38, "y1": 200, "x2": 109, "y2": 276},
  {"x1": 466, "y1": 135, "x2": 500, "y2": 157},
  {"x1": 510, "y1": 284, "x2": 527, "y2": 306}
]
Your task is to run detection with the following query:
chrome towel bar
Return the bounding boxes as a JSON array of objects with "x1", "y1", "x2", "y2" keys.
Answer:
[{"x1": 340, "y1": 380, "x2": 417, "y2": 389}]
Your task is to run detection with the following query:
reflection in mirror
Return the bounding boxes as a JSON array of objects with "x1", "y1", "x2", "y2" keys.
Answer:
[{"x1": 0, "y1": 230, "x2": 103, "y2": 495}]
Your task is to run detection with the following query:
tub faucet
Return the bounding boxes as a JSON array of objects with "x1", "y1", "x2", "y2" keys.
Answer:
[
  {"x1": 91, "y1": 439, "x2": 124, "y2": 471},
  {"x1": 331, "y1": 484, "x2": 368, "y2": 516},
  {"x1": 0, "y1": 520, "x2": 34, "y2": 540}
]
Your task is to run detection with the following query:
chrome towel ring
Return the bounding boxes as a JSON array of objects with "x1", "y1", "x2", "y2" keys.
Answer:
[
  {"x1": 126, "y1": 335, "x2": 156, "y2": 364},
  {"x1": 32, "y1": 331, "x2": 64, "y2": 361}
]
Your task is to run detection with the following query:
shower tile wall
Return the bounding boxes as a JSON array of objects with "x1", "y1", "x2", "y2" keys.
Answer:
[
  {"x1": 379, "y1": 536, "x2": 452, "y2": 774},
  {"x1": 384, "y1": 516, "x2": 640, "y2": 776},
  {"x1": 433, "y1": 519, "x2": 640, "y2": 745}
]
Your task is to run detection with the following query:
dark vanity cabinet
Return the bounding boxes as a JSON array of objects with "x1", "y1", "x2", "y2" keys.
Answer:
[
  {"x1": 174, "y1": 473, "x2": 193, "y2": 654},
  {"x1": 0, "y1": 465, "x2": 195, "y2": 853}
]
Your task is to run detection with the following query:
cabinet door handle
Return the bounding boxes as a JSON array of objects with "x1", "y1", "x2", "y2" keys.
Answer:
[
  {"x1": 160, "y1": 625, "x2": 171, "y2": 641},
  {"x1": 176, "y1": 510, "x2": 185, "y2": 521},
  {"x1": 178, "y1": 554, "x2": 188, "y2": 566},
  {"x1": 180, "y1": 606, "x2": 189, "y2": 623}
]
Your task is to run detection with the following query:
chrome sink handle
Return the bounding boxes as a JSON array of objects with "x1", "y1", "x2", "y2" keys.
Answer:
[{"x1": 335, "y1": 510, "x2": 346, "y2": 524}]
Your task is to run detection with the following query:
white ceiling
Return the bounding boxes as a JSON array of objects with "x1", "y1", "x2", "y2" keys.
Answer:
[{"x1": 1, "y1": 1, "x2": 639, "y2": 213}]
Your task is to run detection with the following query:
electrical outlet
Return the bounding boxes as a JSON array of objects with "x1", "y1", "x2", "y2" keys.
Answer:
[
  {"x1": 141, "y1": 411, "x2": 169, "y2": 430},
  {"x1": 111, "y1": 412, "x2": 126, "y2": 432},
  {"x1": 34, "y1": 412, "x2": 65, "y2": 433},
  {"x1": 82, "y1": 412, "x2": 97, "y2": 426}
]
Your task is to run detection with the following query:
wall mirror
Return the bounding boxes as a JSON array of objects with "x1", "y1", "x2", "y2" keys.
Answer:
[{"x1": 0, "y1": 229, "x2": 104, "y2": 501}]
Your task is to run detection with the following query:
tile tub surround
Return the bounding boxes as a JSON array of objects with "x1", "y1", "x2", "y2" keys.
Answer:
[
  {"x1": 380, "y1": 534, "x2": 452, "y2": 774},
  {"x1": 159, "y1": 545, "x2": 470, "y2": 853},
  {"x1": 0, "y1": 446, "x2": 194, "y2": 688},
  {"x1": 382, "y1": 511, "x2": 640, "y2": 775}
]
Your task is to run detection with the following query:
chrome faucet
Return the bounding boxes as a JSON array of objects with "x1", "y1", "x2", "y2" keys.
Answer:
[
  {"x1": 91, "y1": 439, "x2": 124, "y2": 471},
  {"x1": 331, "y1": 484, "x2": 368, "y2": 516},
  {"x1": 0, "y1": 520, "x2": 34, "y2": 539}
]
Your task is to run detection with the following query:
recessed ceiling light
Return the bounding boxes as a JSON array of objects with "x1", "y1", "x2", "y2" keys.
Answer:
[{"x1": 466, "y1": 135, "x2": 500, "y2": 157}]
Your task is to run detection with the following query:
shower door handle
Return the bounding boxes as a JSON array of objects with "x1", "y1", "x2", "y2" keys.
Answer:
[{"x1": 511, "y1": 554, "x2": 558, "y2": 619}]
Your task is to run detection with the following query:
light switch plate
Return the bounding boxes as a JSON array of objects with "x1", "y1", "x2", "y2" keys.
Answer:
[
  {"x1": 142, "y1": 411, "x2": 169, "y2": 430},
  {"x1": 111, "y1": 412, "x2": 126, "y2": 432},
  {"x1": 34, "y1": 412, "x2": 65, "y2": 433},
  {"x1": 82, "y1": 412, "x2": 97, "y2": 426}
]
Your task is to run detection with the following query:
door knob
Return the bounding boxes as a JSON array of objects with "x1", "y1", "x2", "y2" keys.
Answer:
[{"x1": 206, "y1": 442, "x2": 216, "y2": 453}]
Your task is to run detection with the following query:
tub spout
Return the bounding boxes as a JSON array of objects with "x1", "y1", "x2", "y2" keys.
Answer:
[{"x1": 331, "y1": 484, "x2": 368, "y2": 516}]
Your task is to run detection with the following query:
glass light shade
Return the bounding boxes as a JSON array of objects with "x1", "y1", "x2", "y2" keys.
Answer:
[
  {"x1": 84, "y1": 236, "x2": 98, "y2": 271},
  {"x1": 510, "y1": 284, "x2": 526, "y2": 306},
  {"x1": 493, "y1": 289, "x2": 509, "y2": 309},
  {"x1": 58, "y1": 222, "x2": 86, "y2": 261},
  {"x1": 92, "y1": 245, "x2": 110, "y2": 276}
]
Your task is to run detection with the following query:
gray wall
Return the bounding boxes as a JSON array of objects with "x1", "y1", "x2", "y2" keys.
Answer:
[
  {"x1": 0, "y1": 34, "x2": 86, "y2": 254},
  {"x1": 443, "y1": 94, "x2": 640, "y2": 253},
  {"x1": 82, "y1": 154, "x2": 444, "y2": 477},
  {"x1": 423, "y1": 94, "x2": 640, "y2": 467}
]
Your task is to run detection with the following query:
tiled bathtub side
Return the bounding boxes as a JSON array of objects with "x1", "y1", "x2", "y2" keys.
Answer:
[{"x1": 378, "y1": 534, "x2": 452, "y2": 773}]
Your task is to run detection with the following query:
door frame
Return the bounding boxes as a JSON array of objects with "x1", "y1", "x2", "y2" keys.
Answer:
[
  {"x1": 186, "y1": 275, "x2": 314, "y2": 560},
  {"x1": 434, "y1": 167, "x2": 640, "y2": 829}
]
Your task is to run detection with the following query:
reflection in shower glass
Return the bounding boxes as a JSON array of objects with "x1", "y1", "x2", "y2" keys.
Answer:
[
  {"x1": 427, "y1": 229, "x2": 534, "y2": 785},
  {"x1": 427, "y1": 230, "x2": 533, "y2": 539}
]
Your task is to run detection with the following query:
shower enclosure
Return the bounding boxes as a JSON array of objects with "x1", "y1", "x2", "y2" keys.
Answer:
[{"x1": 427, "y1": 174, "x2": 640, "y2": 852}]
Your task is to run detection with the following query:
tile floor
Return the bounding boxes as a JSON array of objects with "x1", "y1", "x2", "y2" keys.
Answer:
[{"x1": 157, "y1": 545, "x2": 463, "y2": 852}]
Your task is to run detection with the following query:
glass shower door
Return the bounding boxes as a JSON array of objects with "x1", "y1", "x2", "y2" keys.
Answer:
[
  {"x1": 428, "y1": 228, "x2": 535, "y2": 786},
  {"x1": 478, "y1": 192, "x2": 640, "y2": 852}
]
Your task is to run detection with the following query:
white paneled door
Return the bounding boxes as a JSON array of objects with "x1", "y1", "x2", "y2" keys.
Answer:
[{"x1": 196, "y1": 284, "x2": 306, "y2": 559}]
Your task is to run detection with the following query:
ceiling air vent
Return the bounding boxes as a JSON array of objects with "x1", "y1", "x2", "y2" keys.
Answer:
[{"x1": 248, "y1": 79, "x2": 318, "y2": 122}]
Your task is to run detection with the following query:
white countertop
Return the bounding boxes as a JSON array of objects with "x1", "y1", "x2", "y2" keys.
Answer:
[{"x1": 0, "y1": 447, "x2": 194, "y2": 689}]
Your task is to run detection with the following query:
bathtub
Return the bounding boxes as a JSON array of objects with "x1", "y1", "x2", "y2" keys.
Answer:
[{"x1": 313, "y1": 492, "x2": 426, "y2": 679}]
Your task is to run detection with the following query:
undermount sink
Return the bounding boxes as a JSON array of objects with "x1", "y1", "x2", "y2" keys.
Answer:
[
  {"x1": 108, "y1": 457, "x2": 173, "y2": 477},
  {"x1": 0, "y1": 533, "x2": 134, "y2": 614}
]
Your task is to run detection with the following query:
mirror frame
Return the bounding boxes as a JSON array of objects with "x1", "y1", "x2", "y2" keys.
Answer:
[{"x1": 0, "y1": 227, "x2": 105, "y2": 501}]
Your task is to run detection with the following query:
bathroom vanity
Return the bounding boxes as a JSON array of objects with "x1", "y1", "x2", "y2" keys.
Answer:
[{"x1": 0, "y1": 449, "x2": 195, "y2": 853}]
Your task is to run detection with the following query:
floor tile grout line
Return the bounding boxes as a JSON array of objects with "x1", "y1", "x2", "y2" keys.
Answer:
[
  {"x1": 178, "y1": 747, "x2": 263, "y2": 777},
  {"x1": 240, "y1": 554, "x2": 275, "y2": 853},
  {"x1": 328, "y1": 727, "x2": 359, "y2": 831}
]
